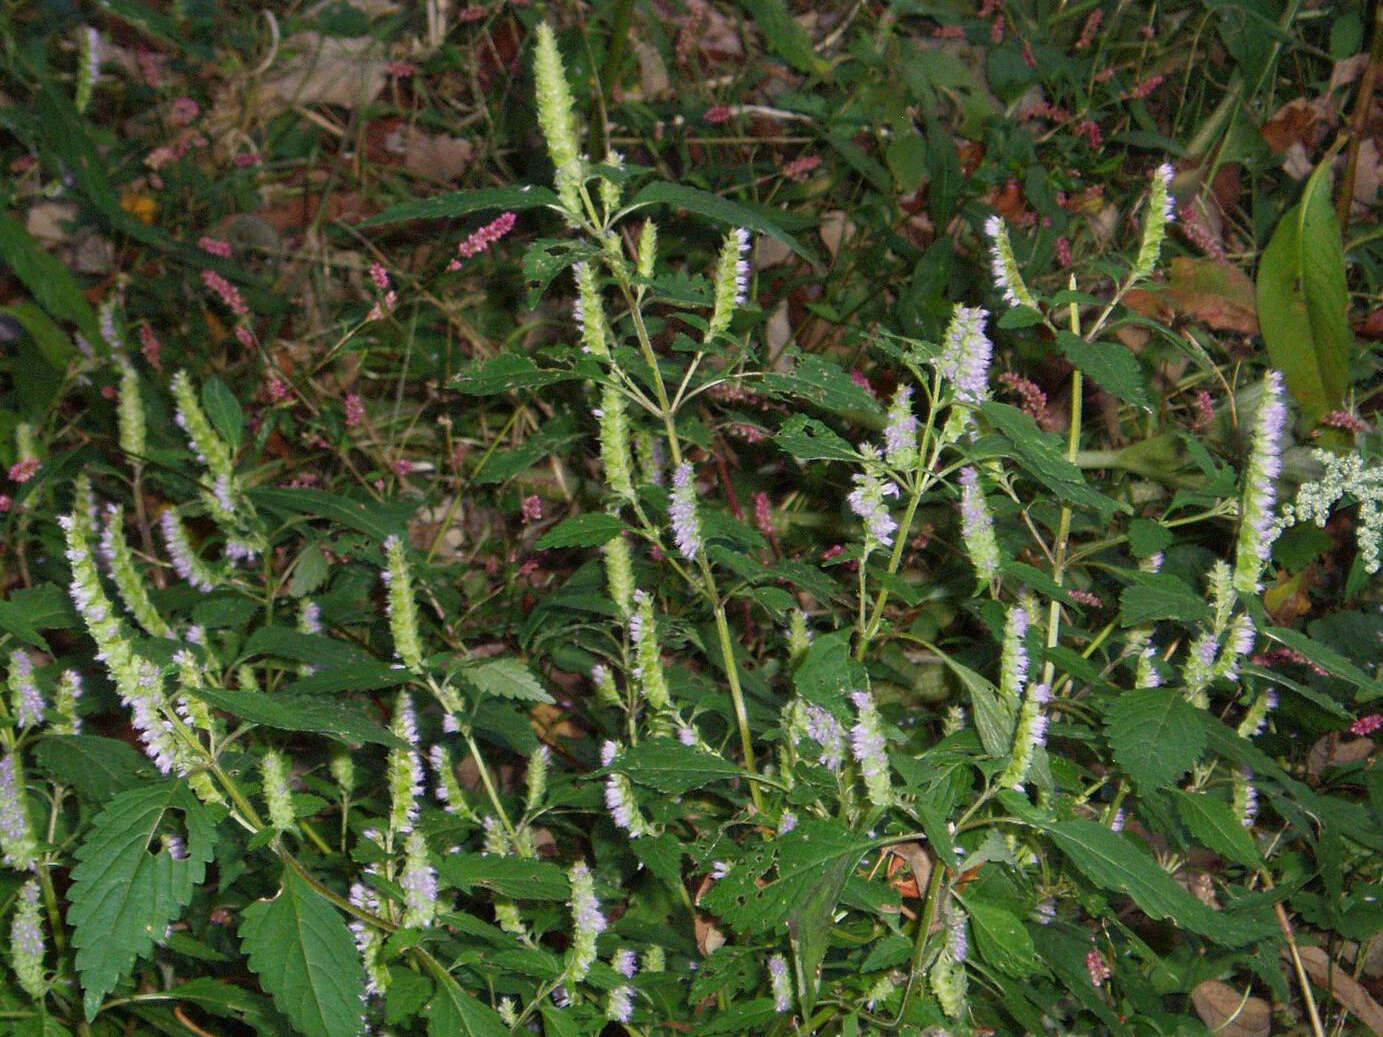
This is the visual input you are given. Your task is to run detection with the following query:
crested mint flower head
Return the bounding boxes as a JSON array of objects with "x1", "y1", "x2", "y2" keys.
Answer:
[
  {"x1": 847, "y1": 460, "x2": 900, "y2": 553},
  {"x1": 1233, "y1": 370, "x2": 1287, "y2": 595},
  {"x1": 707, "y1": 227, "x2": 751, "y2": 343},
  {"x1": 10, "y1": 879, "x2": 45, "y2": 999},
  {"x1": 532, "y1": 23, "x2": 583, "y2": 214},
  {"x1": 938, "y1": 305, "x2": 994, "y2": 407},
  {"x1": 984, "y1": 215, "x2": 1038, "y2": 311},
  {"x1": 1133, "y1": 162, "x2": 1176, "y2": 280},
  {"x1": 669, "y1": 462, "x2": 703, "y2": 563},
  {"x1": 883, "y1": 384, "x2": 919, "y2": 470},
  {"x1": 566, "y1": 859, "x2": 606, "y2": 982},
  {"x1": 958, "y1": 467, "x2": 1001, "y2": 583},
  {"x1": 849, "y1": 690, "x2": 892, "y2": 807}
]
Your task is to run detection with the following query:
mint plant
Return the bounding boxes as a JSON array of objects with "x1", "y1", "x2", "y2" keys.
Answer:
[{"x1": 1, "y1": 11, "x2": 1382, "y2": 1037}]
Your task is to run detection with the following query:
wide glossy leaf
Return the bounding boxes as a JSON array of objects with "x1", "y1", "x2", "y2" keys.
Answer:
[
  {"x1": 761, "y1": 352, "x2": 883, "y2": 417},
  {"x1": 356, "y1": 185, "x2": 561, "y2": 227},
  {"x1": 1056, "y1": 330, "x2": 1150, "y2": 409},
  {"x1": 1256, "y1": 156, "x2": 1351, "y2": 421},
  {"x1": 625, "y1": 181, "x2": 812, "y2": 261},
  {"x1": 249, "y1": 488, "x2": 415, "y2": 540},
  {"x1": 1, "y1": 302, "x2": 76, "y2": 369},
  {"x1": 961, "y1": 894, "x2": 1041, "y2": 977},
  {"x1": 979, "y1": 403, "x2": 1125, "y2": 521},
  {"x1": 68, "y1": 782, "x2": 216, "y2": 1019},
  {"x1": 239, "y1": 867, "x2": 365, "y2": 1037},
  {"x1": 775, "y1": 414, "x2": 861, "y2": 462},
  {"x1": 241, "y1": 627, "x2": 376, "y2": 670},
  {"x1": 1104, "y1": 688, "x2": 1206, "y2": 790}
]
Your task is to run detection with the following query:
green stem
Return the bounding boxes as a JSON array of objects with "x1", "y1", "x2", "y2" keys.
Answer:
[{"x1": 464, "y1": 730, "x2": 518, "y2": 841}]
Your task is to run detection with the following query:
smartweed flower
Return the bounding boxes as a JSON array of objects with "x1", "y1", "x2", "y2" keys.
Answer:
[
  {"x1": 1133, "y1": 163, "x2": 1176, "y2": 280},
  {"x1": 452, "y1": 212, "x2": 516, "y2": 263},
  {"x1": 382, "y1": 535, "x2": 424, "y2": 671},
  {"x1": 401, "y1": 831, "x2": 438, "y2": 928},
  {"x1": 706, "y1": 227, "x2": 750, "y2": 342},
  {"x1": 669, "y1": 462, "x2": 703, "y2": 563},
  {"x1": 10, "y1": 880, "x2": 44, "y2": 999},
  {"x1": 8, "y1": 650, "x2": 43, "y2": 730},
  {"x1": 0, "y1": 754, "x2": 37, "y2": 869},
  {"x1": 883, "y1": 385, "x2": 919, "y2": 470},
  {"x1": 566, "y1": 860, "x2": 607, "y2": 982},
  {"x1": 532, "y1": 23, "x2": 583, "y2": 214},
  {"x1": 984, "y1": 216, "x2": 1038, "y2": 311},
  {"x1": 957, "y1": 467, "x2": 1000, "y2": 582},
  {"x1": 769, "y1": 953, "x2": 792, "y2": 1012},
  {"x1": 1233, "y1": 370, "x2": 1287, "y2": 595},
  {"x1": 850, "y1": 690, "x2": 892, "y2": 807}
]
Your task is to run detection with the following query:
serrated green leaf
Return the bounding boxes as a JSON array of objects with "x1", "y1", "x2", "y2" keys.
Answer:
[
  {"x1": 1256, "y1": 156, "x2": 1351, "y2": 422},
  {"x1": 249, "y1": 488, "x2": 415, "y2": 540},
  {"x1": 540, "y1": 1004, "x2": 583, "y2": 1037},
  {"x1": 535, "y1": 513, "x2": 625, "y2": 549},
  {"x1": 761, "y1": 353, "x2": 883, "y2": 417},
  {"x1": 1043, "y1": 820, "x2": 1266, "y2": 944},
  {"x1": 522, "y1": 238, "x2": 588, "y2": 308},
  {"x1": 1118, "y1": 572, "x2": 1213, "y2": 627},
  {"x1": 426, "y1": 972, "x2": 509, "y2": 1037},
  {"x1": 241, "y1": 627, "x2": 375, "y2": 670},
  {"x1": 979, "y1": 402, "x2": 1125, "y2": 521},
  {"x1": 283, "y1": 663, "x2": 415, "y2": 696},
  {"x1": 631, "y1": 834, "x2": 684, "y2": 891},
  {"x1": 451, "y1": 352, "x2": 574, "y2": 395},
  {"x1": 960, "y1": 895, "x2": 1041, "y2": 977},
  {"x1": 0, "y1": 599, "x2": 51, "y2": 652},
  {"x1": 1127, "y1": 518, "x2": 1173, "y2": 558},
  {"x1": 458, "y1": 657, "x2": 553, "y2": 704},
  {"x1": 438, "y1": 854, "x2": 570, "y2": 900},
  {"x1": 288, "y1": 543, "x2": 329, "y2": 598},
  {"x1": 1171, "y1": 790, "x2": 1264, "y2": 868},
  {"x1": 701, "y1": 819, "x2": 872, "y2": 934},
  {"x1": 774, "y1": 413, "x2": 861, "y2": 462},
  {"x1": 191, "y1": 688, "x2": 407, "y2": 748},
  {"x1": 1, "y1": 303, "x2": 76, "y2": 369},
  {"x1": 618, "y1": 738, "x2": 741, "y2": 794},
  {"x1": 1104, "y1": 688, "x2": 1206, "y2": 790},
  {"x1": 34, "y1": 736, "x2": 151, "y2": 801},
  {"x1": 1056, "y1": 331, "x2": 1150, "y2": 409},
  {"x1": 69, "y1": 782, "x2": 216, "y2": 1019},
  {"x1": 357, "y1": 185, "x2": 560, "y2": 227},
  {"x1": 385, "y1": 968, "x2": 433, "y2": 1026},
  {"x1": 239, "y1": 868, "x2": 365, "y2": 1037},
  {"x1": 1264, "y1": 623, "x2": 1383, "y2": 699},
  {"x1": 201, "y1": 374, "x2": 244, "y2": 452},
  {"x1": 0, "y1": 214, "x2": 103, "y2": 349},
  {"x1": 624, "y1": 181, "x2": 812, "y2": 261},
  {"x1": 997, "y1": 305, "x2": 1045, "y2": 329}
]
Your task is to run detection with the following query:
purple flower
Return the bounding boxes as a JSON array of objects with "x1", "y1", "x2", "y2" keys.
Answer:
[
  {"x1": 948, "y1": 908, "x2": 968, "y2": 962},
  {"x1": 1234, "y1": 370, "x2": 1287, "y2": 594},
  {"x1": 614, "y1": 948, "x2": 639, "y2": 978},
  {"x1": 778, "y1": 811, "x2": 797, "y2": 834},
  {"x1": 9, "y1": 651, "x2": 44, "y2": 730},
  {"x1": 939, "y1": 306, "x2": 993, "y2": 405},
  {"x1": 608, "y1": 985, "x2": 634, "y2": 1023},
  {"x1": 769, "y1": 953, "x2": 791, "y2": 1012},
  {"x1": 958, "y1": 467, "x2": 1000, "y2": 580},
  {"x1": 159, "y1": 510, "x2": 213, "y2": 592},
  {"x1": 803, "y1": 704, "x2": 846, "y2": 771},
  {"x1": 883, "y1": 385, "x2": 919, "y2": 469},
  {"x1": 729, "y1": 227, "x2": 750, "y2": 306},
  {"x1": 669, "y1": 462, "x2": 702, "y2": 562},
  {"x1": 847, "y1": 468, "x2": 900, "y2": 549},
  {"x1": 850, "y1": 690, "x2": 892, "y2": 805},
  {"x1": 605, "y1": 773, "x2": 649, "y2": 836},
  {"x1": 0, "y1": 754, "x2": 36, "y2": 869},
  {"x1": 401, "y1": 831, "x2": 439, "y2": 928}
]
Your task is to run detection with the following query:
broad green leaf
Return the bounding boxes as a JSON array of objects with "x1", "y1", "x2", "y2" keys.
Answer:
[
  {"x1": 979, "y1": 403, "x2": 1126, "y2": 521},
  {"x1": 249, "y1": 488, "x2": 415, "y2": 540},
  {"x1": 787, "y1": 850, "x2": 853, "y2": 1016},
  {"x1": 191, "y1": 688, "x2": 408, "y2": 748},
  {"x1": 1, "y1": 302, "x2": 76, "y2": 368},
  {"x1": 1104, "y1": 688, "x2": 1206, "y2": 790},
  {"x1": 1056, "y1": 330, "x2": 1150, "y2": 409},
  {"x1": 624, "y1": 181, "x2": 812, "y2": 261},
  {"x1": 701, "y1": 819, "x2": 873, "y2": 934},
  {"x1": 737, "y1": 0, "x2": 830, "y2": 74},
  {"x1": 960, "y1": 895, "x2": 1041, "y2": 977},
  {"x1": 200, "y1": 374, "x2": 244, "y2": 452},
  {"x1": 288, "y1": 543, "x2": 329, "y2": 597},
  {"x1": 438, "y1": 854, "x2": 570, "y2": 900},
  {"x1": 1118, "y1": 572, "x2": 1213, "y2": 627},
  {"x1": 0, "y1": 214, "x2": 103, "y2": 349},
  {"x1": 535, "y1": 513, "x2": 625, "y2": 549},
  {"x1": 693, "y1": 999, "x2": 780, "y2": 1036},
  {"x1": 7, "y1": 584, "x2": 76, "y2": 630},
  {"x1": 426, "y1": 972, "x2": 509, "y2": 1037},
  {"x1": 239, "y1": 868, "x2": 365, "y2": 1037},
  {"x1": 68, "y1": 782, "x2": 217, "y2": 1019},
  {"x1": 385, "y1": 969, "x2": 433, "y2": 1026},
  {"x1": 618, "y1": 738, "x2": 741, "y2": 794},
  {"x1": 1171, "y1": 790, "x2": 1264, "y2": 868},
  {"x1": 35, "y1": 736, "x2": 150, "y2": 801},
  {"x1": 241, "y1": 627, "x2": 376, "y2": 670},
  {"x1": 631, "y1": 834, "x2": 684, "y2": 892},
  {"x1": 1127, "y1": 517, "x2": 1173, "y2": 558},
  {"x1": 793, "y1": 629, "x2": 865, "y2": 713},
  {"x1": 284, "y1": 663, "x2": 415, "y2": 696},
  {"x1": 1256, "y1": 155, "x2": 1351, "y2": 421},
  {"x1": 0, "y1": 599, "x2": 52, "y2": 652},
  {"x1": 762, "y1": 353, "x2": 883, "y2": 417},
  {"x1": 357, "y1": 185, "x2": 561, "y2": 227},
  {"x1": 775, "y1": 414, "x2": 861, "y2": 462},
  {"x1": 451, "y1": 352, "x2": 574, "y2": 396},
  {"x1": 522, "y1": 238, "x2": 589, "y2": 307},
  {"x1": 1043, "y1": 820, "x2": 1265, "y2": 944},
  {"x1": 457, "y1": 657, "x2": 554, "y2": 704}
]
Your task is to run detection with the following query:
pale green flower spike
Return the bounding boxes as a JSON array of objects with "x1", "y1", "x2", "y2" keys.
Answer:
[
  {"x1": 1207, "y1": 560, "x2": 1235, "y2": 632},
  {"x1": 101, "y1": 506, "x2": 173, "y2": 638},
  {"x1": 53, "y1": 670, "x2": 83, "y2": 735},
  {"x1": 787, "y1": 609, "x2": 811, "y2": 663},
  {"x1": 630, "y1": 590, "x2": 671, "y2": 710},
  {"x1": 10, "y1": 880, "x2": 45, "y2": 1000},
  {"x1": 929, "y1": 942, "x2": 968, "y2": 1019},
  {"x1": 532, "y1": 23, "x2": 583, "y2": 215},
  {"x1": 525, "y1": 745, "x2": 551, "y2": 813},
  {"x1": 573, "y1": 263, "x2": 609, "y2": 359},
  {"x1": 602, "y1": 534, "x2": 635, "y2": 618},
  {"x1": 261, "y1": 750, "x2": 296, "y2": 832},
  {"x1": 637, "y1": 220, "x2": 658, "y2": 281},
  {"x1": 997, "y1": 605, "x2": 1029, "y2": 709},
  {"x1": 598, "y1": 382, "x2": 636, "y2": 502},
  {"x1": 14, "y1": 424, "x2": 36, "y2": 466},
  {"x1": 117, "y1": 361, "x2": 146, "y2": 461},
  {"x1": 635, "y1": 428, "x2": 663, "y2": 486},
  {"x1": 383, "y1": 534, "x2": 424, "y2": 671},
  {"x1": 984, "y1": 215, "x2": 1039, "y2": 311},
  {"x1": 330, "y1": 747, "x2": 355, "y2": 796},
  {"x1": 171, "y1": 371, "x2": 235, "y2": 488},
  {"x1": 76, "y1": 26, "x2": 98, "y2": 115},
  {"x1": 706, "y1": 227, "x2": 750, "y2": 344},
  {"x1": 643, "y1": 944, "x2": 665, "y2": 972},
  {"x1": 999, "y1": 682, "x2": 1050, "y2": 791},
  {"x1": 1133, "y1": 163, "x2": 1176, "y2": 281},
  {"x1": 62, "y1": 506, "x2": 135, "y2": 683},
  {"x1": 599, "y1": 149, "x2": 624, "y2": 217}
]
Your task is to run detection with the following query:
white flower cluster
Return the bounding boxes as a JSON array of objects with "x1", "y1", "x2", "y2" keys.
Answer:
[{"x1": 1278, "y1": 449, "x2": 1383, "y2": 573}]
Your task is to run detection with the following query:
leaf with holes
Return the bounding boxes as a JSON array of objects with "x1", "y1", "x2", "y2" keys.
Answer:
[
  {"x1": 1104, "y1": 688, "x2": 1206, "y2": 790},
  {"x1": 239, "y1": 867, "x2": 365, "y2": 1037},
  {"x1": 68, "y1": 782, "x2": 216, "y2": 1020}
]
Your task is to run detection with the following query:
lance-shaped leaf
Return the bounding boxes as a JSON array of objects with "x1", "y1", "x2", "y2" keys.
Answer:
[{"x1": 68, "y1": 782, "x2": 216, "y2": 1019}]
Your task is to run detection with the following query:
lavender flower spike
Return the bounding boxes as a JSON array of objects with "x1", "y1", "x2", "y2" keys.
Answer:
[
  {"x1": 958, "y1": 467, "x2": 1000, "y2": 582},
  {"x1": 938, "y1": 305, "x2": 994, "y2": 407},
  {"x1": 847, "y1": 461, "x2": 900, "y2": 552},
  {"x1": 850, "y1": 690, "x2": 892, "y2": 806},
  {"x1": 11, "y1": 879, "x2": 45, "y2": 999},
  {"x1": 9, "y1": 650, "x2": 44, "y2": 730},
  {"x1": 669, "y1": 462, "x2": 703, "y2": 562},
  {"x1": 769, "y1": 953, "x2": 792, "y2": 1012},
  {"x1": 883, "y1": 384, "x2": 920, "y2": 470},
  {"x1": 1233, "y1": 370, "x2": 1287, "y2": 595},
  {"x1": 984, "y1": 216, "x2": 1038, "y2": 311},
  {"x1": 0, "y1": 753, "x2": 37, "y2": 870},
  {"x1": 566, "y1": 859, "x2": 606, "y2": 982}
]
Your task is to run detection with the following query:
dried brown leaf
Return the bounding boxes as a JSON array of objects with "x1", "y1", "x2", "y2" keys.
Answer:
[
  {"x1": 1191, "y1": 980, "x2": 1271, "y2": 1037},
  {"x1": 262, "y1": 34, "x2": 389, "y2": 109},
  {"x1": 1294, "y1": 945, "x2": 1383, "y2": 1035}
]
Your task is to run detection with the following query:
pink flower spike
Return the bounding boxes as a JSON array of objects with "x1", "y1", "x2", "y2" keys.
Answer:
[
  {"x1": 1350, "y1": 714, "x2": 1383, "y2": 736},
  {"x1": 345, "y1": 393, "x2": 366, "y2": 427},
  {"x1": 197, "y1": 236, "x2": 232, "y2": 258},
  {"x1": 455, "y1": 212, "x2": 517, "y2": 260},
  {"x1": 9, "y1": 458, "x2": 39, "y2": 484},
  {"x1": 386, "y1": 61, "x2": 418, "y2": 78},
  {"x1": 369, "y1": 261, "x2": 391, "y2": 291},
  {"x1": 200, "y1": 269, "x2": 248, "y2": 316},
  {"x1": 169, "y1": 96, "x2": 200, "y2": 126},
  {"x1": 704, "y1": 105, "x2": 732, "y2": 124}
]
